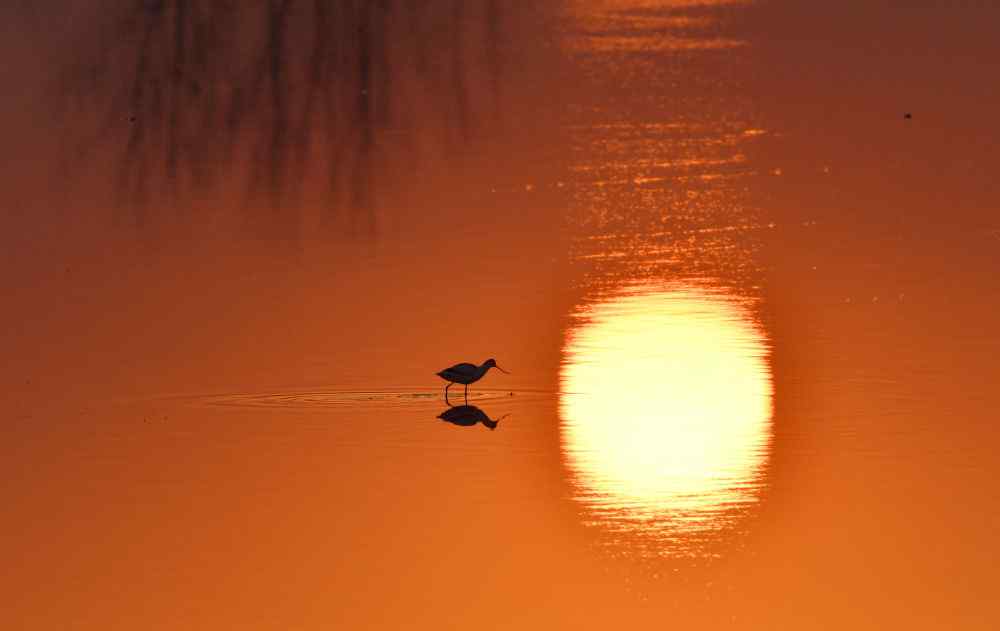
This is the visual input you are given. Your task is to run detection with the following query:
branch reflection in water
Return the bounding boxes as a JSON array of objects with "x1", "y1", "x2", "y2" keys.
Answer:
[
  {"x1": 559, "y1": 282, "x2": 774, "y2": 555},
  {"x1": 59, "y1": 0, "x2": 530, "y2": 228}
]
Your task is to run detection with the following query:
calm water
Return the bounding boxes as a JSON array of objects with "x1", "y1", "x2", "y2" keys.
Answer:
[{"x1": 4, "y1": 1, "x2": 1000, "y2": 629}]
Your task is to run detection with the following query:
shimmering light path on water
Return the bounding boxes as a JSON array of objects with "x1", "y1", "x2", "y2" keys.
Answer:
[{"x1": 560, "y1": 283, "x2": 772, "y2": 554}]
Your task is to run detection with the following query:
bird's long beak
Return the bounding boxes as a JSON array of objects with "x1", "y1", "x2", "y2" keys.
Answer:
[{"x1": 496, "y1": 365, "x2": 510, "y2": 374}]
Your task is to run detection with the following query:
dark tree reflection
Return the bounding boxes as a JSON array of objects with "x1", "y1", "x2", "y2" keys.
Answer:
[{"x1": 62, "y1": 0, "x2": 521, "y2": 229}]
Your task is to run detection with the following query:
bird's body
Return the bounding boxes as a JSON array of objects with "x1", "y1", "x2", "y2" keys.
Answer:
[
  {"x1": 436, "y1": 362, "x2": 489, "y2": 385},
  {"x1": 436, "y1": 358, "x2": 508, "y2": 403}
]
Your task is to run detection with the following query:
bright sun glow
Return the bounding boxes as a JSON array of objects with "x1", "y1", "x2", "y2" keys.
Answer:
[{"x1": 559, "y1": 283, "x2": 773, "y2": 542}]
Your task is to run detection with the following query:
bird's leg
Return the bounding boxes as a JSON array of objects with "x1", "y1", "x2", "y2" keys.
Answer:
[
  {"x1": 445, "y1": 383, "x2": 452, "y2": 406},
  {"x1": 464, "y1": 384, "x2": 469, "y2": 404}
]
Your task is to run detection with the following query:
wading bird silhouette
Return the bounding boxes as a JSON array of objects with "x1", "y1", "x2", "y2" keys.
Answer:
[
  {"x1": 437, "y1": 405, "x2": 507, "y2": 431},
  {"x1": 436, "y1": 358, "x2": 509, "y2": 404}
]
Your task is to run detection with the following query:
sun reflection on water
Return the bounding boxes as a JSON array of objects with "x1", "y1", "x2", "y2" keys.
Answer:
[{"x1": 559, "y1": 282, "x2": 773, "y2": 555}]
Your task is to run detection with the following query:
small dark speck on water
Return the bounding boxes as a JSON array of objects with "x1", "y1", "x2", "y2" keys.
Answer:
[{"x1": 904, "y1": 113, "x2": 912, "y2": 120}]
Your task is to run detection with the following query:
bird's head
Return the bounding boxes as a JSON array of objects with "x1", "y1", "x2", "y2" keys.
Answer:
[
  {"x1": 484, "y1": 413, "x2": 510, "y2": 430},
  {"x1": 484, "y1": 358, "x2": 509, "y2": 374}
]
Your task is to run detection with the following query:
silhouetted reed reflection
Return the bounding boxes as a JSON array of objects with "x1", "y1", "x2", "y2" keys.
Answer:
[
  {"x1": 57, "y1": 0, "x2": 539, "y2": 226},
  {"x1": 437, "y1": 405, "x2": 504, "y2": 431}
]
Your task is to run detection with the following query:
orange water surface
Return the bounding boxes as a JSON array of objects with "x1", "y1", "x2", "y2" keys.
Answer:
[{"x1": 2, "y1": 1, "x2": 999, "y2": 629}]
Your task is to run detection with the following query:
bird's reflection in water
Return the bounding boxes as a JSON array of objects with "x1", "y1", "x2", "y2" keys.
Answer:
[{"x1": 437, "y1": 405, "x2": 505, "y2": 431}]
